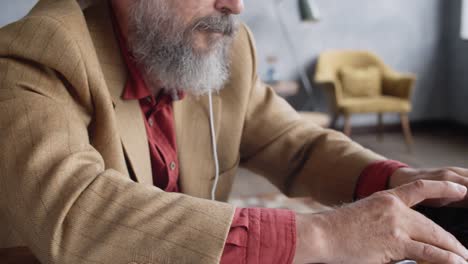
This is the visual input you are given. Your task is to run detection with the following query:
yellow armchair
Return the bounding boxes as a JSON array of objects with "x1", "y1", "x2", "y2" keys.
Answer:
[{"x1": 315, "y1": 50, "x2": 416, "y2": 149}]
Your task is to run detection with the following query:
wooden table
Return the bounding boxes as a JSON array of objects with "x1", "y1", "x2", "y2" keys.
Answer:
[{"x1": 268, "y1": 80, "x2": 300, "y2": 97}]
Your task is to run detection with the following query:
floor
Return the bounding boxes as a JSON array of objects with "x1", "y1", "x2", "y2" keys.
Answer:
[{"x1": 229, "y1": 125, "x2": 468, "y2": 205}]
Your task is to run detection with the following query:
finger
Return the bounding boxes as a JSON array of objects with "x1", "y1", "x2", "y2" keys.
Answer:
[
  {"x1": 405, "y1": 241, "x2": 468, "y2": 264},
  {"x1": 446, "y1": 172, "x2": 468, "y2": 201},
  {"x1": 439, "y1": 171, "x2": 468, "y2": 188},
  {"x1": 392, "y1": 180, "x2": 467, "y2": 207},
  {"x1": 407, "y1": 209, "x2": 468, "y2": 260},
  {"x1": 448, "y1": 167, "x2": 468, "y2": 178},
  {"x1": 431, "y1": 172, "x2": 468, "y2": 206}
]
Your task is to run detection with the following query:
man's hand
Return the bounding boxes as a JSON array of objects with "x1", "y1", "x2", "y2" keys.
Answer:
[
  {"x1": 390, "y1": 167, "x2": 468, "y2": 207},
  {"x1": 294, "y1": 180, "x2": 468, "y2": 264}
]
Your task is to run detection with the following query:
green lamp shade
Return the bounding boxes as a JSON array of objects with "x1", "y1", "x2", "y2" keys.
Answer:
[{"x1": 299, "y1": 0, "x2": 321, "y2": 22}]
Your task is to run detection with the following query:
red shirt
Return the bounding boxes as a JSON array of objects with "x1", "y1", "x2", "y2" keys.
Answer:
[
  {"x1": 121, "y1": 51, "x2": 182, "y2": 192},
  {"x1": 355, "y1": 160, "x2": 408, "y2": 200},
  {"x1": 111, "y1": 5, "x2": 408, "y2": 263}
]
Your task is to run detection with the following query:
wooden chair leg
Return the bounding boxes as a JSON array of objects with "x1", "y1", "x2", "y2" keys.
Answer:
[
  {"x1": 400, "y1": 113, "x2": 414, "y2": 151},
  {"x1": 344, "y1": 114, "x2": 352, "y2": 137},
  {"x1": 377, "y1": 113, "x2": 384, "y2": 142}
]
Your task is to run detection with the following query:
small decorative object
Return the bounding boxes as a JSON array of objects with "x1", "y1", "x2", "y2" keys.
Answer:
[{"x1": 265, "y1": 55, "x2": 279, "y2": 84}]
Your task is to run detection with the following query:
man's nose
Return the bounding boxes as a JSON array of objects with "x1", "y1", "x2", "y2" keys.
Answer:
[{"x1": 215, "y1": 0, "x2": 244, "y2": 15}]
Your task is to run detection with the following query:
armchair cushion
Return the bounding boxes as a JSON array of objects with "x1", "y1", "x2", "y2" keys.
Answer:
[
  {"x1": 339, "y1": 66, "x2": 382, "y2": 98},
  {"x1": 339, "y1": 96, "x2": 411, "y2": 114}
]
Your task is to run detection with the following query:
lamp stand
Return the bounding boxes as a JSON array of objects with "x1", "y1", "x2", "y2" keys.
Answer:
[{"x1": 273, "y1": 0, "x2": 316, "y2": 110}]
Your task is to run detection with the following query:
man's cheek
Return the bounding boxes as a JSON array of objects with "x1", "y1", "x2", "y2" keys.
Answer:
[
  {"x1": 171, "y1": 0, "x2": 206, "y2": 23},
  {"x1": 190, "y1": 32, "x2": 214, "y2": 51}
]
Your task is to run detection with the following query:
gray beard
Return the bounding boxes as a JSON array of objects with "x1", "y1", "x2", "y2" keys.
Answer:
[{"x1": 127, "y1": 0, "x2": 239, "y2": 96}]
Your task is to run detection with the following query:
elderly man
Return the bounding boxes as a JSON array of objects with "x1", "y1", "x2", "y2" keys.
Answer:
[{"x1": 0, "y1": 0, "x2": 467, "y2": 263}]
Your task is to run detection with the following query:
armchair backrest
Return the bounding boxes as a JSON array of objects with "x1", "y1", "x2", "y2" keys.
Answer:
[
  {"x1": 315, "y1": 50, "x2": 395, "y2": 105},
  {"x1": 315, "y1": 50, "x2": 393, "y2": 81}
]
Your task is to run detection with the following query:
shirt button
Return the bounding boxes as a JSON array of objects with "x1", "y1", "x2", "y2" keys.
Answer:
[
  {"x1": 148, "y1": 118, "x2": 154, "y2": 127},
  {"x1": 169, "y1": 161, "x2": 176, "y2": 171}
]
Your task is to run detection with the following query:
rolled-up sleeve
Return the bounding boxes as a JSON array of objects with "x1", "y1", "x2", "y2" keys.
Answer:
[
  {"x1": 221, "y1": 208, "x2": 296, "y2": 264},
  {"x1": 354, "y1": 160, "x2": 409, "y2": 200}
]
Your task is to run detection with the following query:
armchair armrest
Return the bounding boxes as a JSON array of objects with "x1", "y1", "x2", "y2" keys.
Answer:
[
  {"x1": 314, "y1": 66, "x2": 336, "y2": 84},
  {"x1": 382, "y1": 73, "x2": 416, "y2": 100},
  {"x1": 314, "y1": 61, "x2": 343, "y2": 109}
]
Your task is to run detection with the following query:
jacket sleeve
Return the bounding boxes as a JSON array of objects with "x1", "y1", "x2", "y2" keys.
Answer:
[
  {"x1": 239, "y1": 27, "x2": 385, "y2": 205},
  {"x1": 0, "y1": 60, "x2": 235, "y2": 264}
]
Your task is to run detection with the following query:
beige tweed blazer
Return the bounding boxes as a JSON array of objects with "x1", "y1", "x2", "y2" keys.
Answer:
[{"x1": 0, "y1": 0, "x2": 383, "y2": 263}]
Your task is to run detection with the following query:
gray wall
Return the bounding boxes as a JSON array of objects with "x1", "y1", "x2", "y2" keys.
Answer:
[
  {"x1": 446, "y1": 0, "x2": 468, "y2": 125},
  {"x1": 241, "y1": 0, "x2": 449, "y2": 125},
  {"x1": 0, "y1": 0, "x2": 37, "y2": 27}
]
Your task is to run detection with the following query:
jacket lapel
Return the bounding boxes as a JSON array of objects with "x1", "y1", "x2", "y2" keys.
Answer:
[
  {"x1": 113, "y1": 94, "x2": 153, "y2": 185},
  {"x1": 85, "y1": 2, "x2": 153, "y2": 185},
  {"x1": 173, "y1": 94, "x2": 221, "y2": 198}
]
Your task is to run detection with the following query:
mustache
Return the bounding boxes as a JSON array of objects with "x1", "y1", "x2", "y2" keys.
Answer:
[{"x1": 191, "y1": 15, "x2": 239, "y2": 36}]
